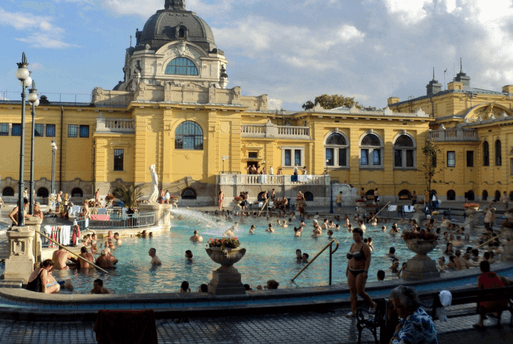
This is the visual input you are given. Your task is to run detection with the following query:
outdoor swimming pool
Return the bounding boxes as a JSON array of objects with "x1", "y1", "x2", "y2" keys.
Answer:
[
  {"x1": 0, "y1": 211, "x2": 478, "y2": 294},
  {"x1": 46, "y1": 211, "x2": 472, "y2": 294}
]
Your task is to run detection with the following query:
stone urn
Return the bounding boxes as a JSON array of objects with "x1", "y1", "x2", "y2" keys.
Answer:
[
  {"x1": 465, "y1": 207, "x2": 478, "y2": 215},
  {"x1": 205, "y1": 247, "x2": 246, "y2": 295},
  {"x1": 500, "y1": 226, "x2": 513, "y2": 262},
  {"x1": 402, "y1": 239, "x2": 440, "y2": 280}
]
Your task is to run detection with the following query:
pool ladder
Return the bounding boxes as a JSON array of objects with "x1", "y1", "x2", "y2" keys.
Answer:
[{"x1": 291, "y1": 239, "x2": 339, "y2": 285}]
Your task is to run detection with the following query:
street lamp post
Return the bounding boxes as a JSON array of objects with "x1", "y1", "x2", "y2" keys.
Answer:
[
  {"x1": 51, "y1": 139, "x2": 58, "y2": 195},
  {"x1": 28, "y1": 81, "x2": 39, "y2": 215},
  {"x1": 15, "y1": 52, "x2": 32, "y2": 226}
]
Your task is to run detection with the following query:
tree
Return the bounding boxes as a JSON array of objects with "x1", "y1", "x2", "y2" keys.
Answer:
[
  {"x1": 421, "y1": 138, "x2": 442, "y2": 209},
  {"x1": 113, "y1": 183, "x2": 145, "y2": 211},
  {"x1": 302, "y1": 94, "x2": 364, "y2": 110}
]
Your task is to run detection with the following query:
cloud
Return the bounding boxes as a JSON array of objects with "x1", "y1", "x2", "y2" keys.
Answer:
[
  {"x1": 0, "y1": 7, "x2": 77, "y2": 49},
  {"x1": 30, "y1": 62, "x2": 44, "y2": 71},
  {"x1": 268, "y1": 98, "x2": 283, "y2": 110}
]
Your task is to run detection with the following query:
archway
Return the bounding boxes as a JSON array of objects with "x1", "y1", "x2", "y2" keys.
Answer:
[
  {"x1": 482, "y1": 190, "x2": 488, "y2": 201},
  {"x1": 37, "y1": 187, "x2": 49, "y2": 198},
  {"x1": 304, "y1": 191, "x2": 314, "y2": 201},
  {"x1": 181, "y1": 187, "x2": 196, "y2": 200},
  {"x1": 465, "y1": 190, "x2": 475, "y2": 201},
  {"x1": 447, "y1": 190, "x2": 456, "y2": 201},
  {"x1": 2, "y1": 187, "x2": 14, "y2": 196},
  {"x1": 495, "y1": 190, "x2": 501, "y2": 202},
  {"x1": 71, "y1": 188, "x2": 83, "y2": 198},
  {"x1": 398, "y1": 189, "x2": 411, "y2": 200}
]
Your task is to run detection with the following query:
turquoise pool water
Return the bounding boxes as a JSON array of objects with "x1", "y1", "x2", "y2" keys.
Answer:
[{"x1": 0, "y1": 211, "x2": 471, "y2": 294}]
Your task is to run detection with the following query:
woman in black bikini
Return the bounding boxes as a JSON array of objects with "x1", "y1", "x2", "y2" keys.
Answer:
[{"x1": 345, "y1": 227, "x2": 376, "y2": 317}]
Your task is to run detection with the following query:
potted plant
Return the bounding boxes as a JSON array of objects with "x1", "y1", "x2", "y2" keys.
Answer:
[
  {"x1": 463, "y1": 203, "x2": 480, "y2": 214},
  {"x1": 205, "y1": 237, "x2": 245, "y2": 269}
]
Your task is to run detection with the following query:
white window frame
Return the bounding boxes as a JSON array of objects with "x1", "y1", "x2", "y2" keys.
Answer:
[
  {"x1": 281, "y1": 146, "x2": 305, "y2": 168},
  {"x1": 359, "y1": 131, "x2": 384, "y2": 168},
  {"x1": 324, "y1": 130, "x2": 349, "y2": 169},
  {"x1": 393, "y1": 132, "x2": 416, "y2": 169},
  {"x1": 447, "y1": 151, "x2": 456, "y2": 167}
]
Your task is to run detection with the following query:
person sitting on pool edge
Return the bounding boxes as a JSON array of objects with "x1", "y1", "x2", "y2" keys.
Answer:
[
  {"x1": 148, "y1": 248, "x2": 162, "y2": 266},
  {"x1": 90, "y1": 279, "x2": 110, "y2": 294},
  {"x1": 27, "y1": 260, "x2": 72, "y2": 294}
]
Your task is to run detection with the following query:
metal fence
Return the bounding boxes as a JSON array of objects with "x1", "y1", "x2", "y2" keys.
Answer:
[
  {"x1": 75, "y1": 212, "x2": 157, "y2": 230},
  {"x1": 1, "y1": 91, "x2": 93, "y2": 105}
]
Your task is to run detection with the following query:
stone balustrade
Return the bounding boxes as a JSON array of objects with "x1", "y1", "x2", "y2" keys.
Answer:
[
  {"x1": 429, "y1": 128, "x2": 479, "y2": 142},
  {"x1": 241, "y1": 121, "x2": 310, "y2": 139},
  {"x1": 217, "y1": 174, "x2": 330, "y2": 186},
  {"x1": 96, "y1": 113, "x2": 135, "y2": 133}
]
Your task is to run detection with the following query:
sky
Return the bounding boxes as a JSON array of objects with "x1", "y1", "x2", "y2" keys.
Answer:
[{"x1": 1, "y1": 0, "x2": 513, "y2": 110}]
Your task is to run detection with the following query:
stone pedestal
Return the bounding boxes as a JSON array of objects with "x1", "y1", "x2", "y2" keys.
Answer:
[
  {"x1": 402, "y1": 239, "x2": 440, "y2": 281},
  {"x1": 465, "y1": 210, "x2": 480, "y2": 233},
  {"x1": 139, "y1": 203, "x2": 172, "y2": 230},
  {"x1": 412, "y1": 204, "x2": 425, "y2": 224},
  {"x1": 25, "y1": 217, "x2": 43, "y2": 264},
  {"x1": 4, "y1": 226, "x2": 36, "y2": 284},
  {"x1": 206, "y1": 247, "x2": 246, "y2": 295}
]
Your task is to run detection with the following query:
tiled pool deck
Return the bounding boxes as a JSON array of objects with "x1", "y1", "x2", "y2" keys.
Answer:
[{"x1": 0, "y1": 308, "x2": 511, "y2": 343}]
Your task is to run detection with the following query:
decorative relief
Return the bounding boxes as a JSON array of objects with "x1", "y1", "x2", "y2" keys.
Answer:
[{"x1": 12, "y1": 240, "x2": 26, "y2": 256}]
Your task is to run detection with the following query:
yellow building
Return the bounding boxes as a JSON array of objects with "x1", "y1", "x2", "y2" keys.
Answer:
[
  {"x1": 388, "y1": 64, "x2": 513, "y2": 202},
  {"x1": 0, "y1": 1, "x2": 449, "y2": 206}
]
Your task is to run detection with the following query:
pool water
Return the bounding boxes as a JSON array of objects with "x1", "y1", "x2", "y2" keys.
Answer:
[{"x1": 31, "y1": 211, "x2": 460, "y2": 294}]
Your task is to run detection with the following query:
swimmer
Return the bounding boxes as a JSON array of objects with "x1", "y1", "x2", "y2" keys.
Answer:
[
  {"x1": 302, "y1": 253, "x2": 309, "y2": 263},
  {"x1": 179, "y1": 281, "x2": 191, "y2": 293},
  {"x1": 282, "y1": 220, "x2": 288, "y2": 228},
  {"x1": 335, "y1": 224, "x2": 340, "y2": 231},
  {"x1": 106, "y1": 230, "x2": 114, "y2": 240},
  {"x1": 90, "y1": 278, "x2": 110, "y2": 294},
  {"x1": 296, "y1": 249, "x2": 302, "y2": 260},
  {"x1": 382, "y1": 225, "x2": 387, "y2": 232},
  {"x1": 223, "y1": 228, "x2": 235, "y2": 237},
  {"x1": 190, "y1": 230, "x2": 204, "y2": 242},
  {"x1": 294, "y1": 226, "x2": 302, "y2": 237},
  {"x1": 96, "y1": 249, "x2": 118, "y2": 268},
  {"x1": 148, "y1": 248, "x2": 162, "y2": 266},
  {"x1": 79, "y1": 247, "x2": 95, "y2": 269},
  {"x1": 52, "y1": 247, "x2": 73, "y2": 270},
  {"x1": 327, "y1": 229, "x2": 334, "y2": 239},
  {"x1": 266, "y1": 223, "x2": 274, "y2": 233},
  {"x1": 321, "y1": 219, "x2": 329, "y2": 229},
  {"x1": 249, "y1": 225, "x2": 255, "y2": 234},
  {"x1": 369, "y1": 217, "x2": 377, "y2": 226},
  {"x1": 367, "y1": 237, "x2": 374, "y2": 251},
  {"x1": 357, "y1": 220, "x2": 366, "y2": 231},
  {"x1": 113, "y1": 232, "x2": 122, "y2": 245},
  {"x1": 342, "y1": 218, "x2": 350, "y2": 227},
  {"x1": 185, "y1": 250, "x2": 193, "y2": 261}
]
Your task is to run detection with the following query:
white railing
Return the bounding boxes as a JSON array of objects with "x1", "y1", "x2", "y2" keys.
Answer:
[
  {"x1": 217, "y1": 174, "x2": 330, "y2": 186},
  {"x1": 429, "y1": 129, "x2": 479, "y2": 141},
  {"x1": 96, "y1": 113, "x2": 135, "y2": 133},
  {"x1": 241, "y1": 122, "x2": 311, "y2": 139}
]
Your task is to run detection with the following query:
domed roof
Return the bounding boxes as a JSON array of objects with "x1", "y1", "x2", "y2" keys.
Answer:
[{"x1": 137, "y1": 1, "x2": 216, "y2": 53}]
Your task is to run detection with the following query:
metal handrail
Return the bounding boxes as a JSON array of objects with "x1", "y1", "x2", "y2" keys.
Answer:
[{"x1": 291, "y1": 238, "x2": 339, "y2": 285}]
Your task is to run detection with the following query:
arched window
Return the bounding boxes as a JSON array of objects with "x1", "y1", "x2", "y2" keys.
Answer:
[
  {"x1": 482, "y1": 190, "x2": 488, "y2": 201},
  {"x1": 447, "y1": 190, "x2": 456, "y2": 201},
  {"x1": 304, "y1": 191, "x2": 314, "y2": 201},
  {"x1": 495, "y1": 190, "x2": 501, "y2": 201},
  {"x1": 398, "y1": 189, "x2": 411, "y2": 200},
  {"x1": 165, "y1": 58, "x2": 198, "y2": 76},
  {"x1": 325, "y1": 132, "x2": 349, "y2": 168},
  {"x1": 394, "y1": 134, "x2": 416, "y2": 168},
  {"x1": 2, "y1": 187, "x2": 14, "y2": 196},
  {"x1": 175, "y1": 121, "x2": 203, "y2": 150},
  {"x1": 495, "y1": 139, "x2": 502, "y2": 166},
  {"x1": 37, "y1": 187, "x2": 49, "y2": 198},
  {"x1": 483, "y1": 141, "x2": 489, "y2": 166},
  {"x1": 466, "y1": 190, "x2": 475, "y2": 201},
  {"x1": 181, "y1": 188, "x2": 196, "y2": 200},
  {"x1": 360, "y1": 132, "x2": 383, "y2": 167},
  {"x1": 178, "y1": 27, "x2": 186, "y2": 38},
  {"x1": 71, "y1": 188, "x2": 83, "y2": 198}
]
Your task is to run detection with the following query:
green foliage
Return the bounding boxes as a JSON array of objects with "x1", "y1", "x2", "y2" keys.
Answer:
[
  {"x1": 421, "y1": 138, "x2": 442, "y2": 196},
  {"x1": 112, "y1": 183, "x2": 145, "y2": 210},
  {"x1": 302, "y1": 94, "x2": 364, "y2": 110}
]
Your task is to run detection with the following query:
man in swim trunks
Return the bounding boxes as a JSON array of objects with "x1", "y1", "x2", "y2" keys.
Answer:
[
  {"x1": 52, "y1": 247, "x2": 73, "y2": 270},
  {"x1": 96, "y1": 249, "x2": 118, "y2": 268},
  {"x1": 148, "y1": 248, "x2": 162, "y2": 266},
  {"x1": 113, "y1": 232, "x2": 122, "y2": 245},
  {"x1": 79, "y1": 246, "x2": 95, "y2": 269},
  {"x1": 336, "y1": 191, "x2": 343, "y2": 213}
]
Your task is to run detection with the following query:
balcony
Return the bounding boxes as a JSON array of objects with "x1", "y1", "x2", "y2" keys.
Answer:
[
  {"x1": 428, "y1": 128, "x2": 479, "y2": 142},
  {"x1": 217, "y1": 174, "x2": 330, "y2": 186},
  {"x1": 96, "y1": 113, "x2": 135, "y2": 133},
  {"x1": 241, "y1": 121, "x2": 311, "y2": 139}
]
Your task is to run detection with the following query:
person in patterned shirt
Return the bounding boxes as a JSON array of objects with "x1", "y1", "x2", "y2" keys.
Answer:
[{"x1": 389, "y1": 285, "x2": 437, "y2": 344}]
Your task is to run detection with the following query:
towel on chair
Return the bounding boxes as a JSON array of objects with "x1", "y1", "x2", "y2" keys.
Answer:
[{"x1": 93, "y1": 309, "x2": 158, "y2": 344}]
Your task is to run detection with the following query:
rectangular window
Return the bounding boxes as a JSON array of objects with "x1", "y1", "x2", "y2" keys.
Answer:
[
  {"x1": 248, "y1": 152, "x2": 258, "y2": 159},
  {"x1": 12, "y1": 124, "x2": 21, "y2": 136},
  {"x1": 114, "y1": 149, "x2": 124, "y2": 171},
  {"x1": 361, "y1": 149, "x2": 369, "y2": 165},
  {"x1": 68, "y1": 125, "x2": 78, "y2": 138},
  {"x1": 326, "y1": 148, "x2": 334, "y2": 166},
  {"x1": 339, "y1": 148, "x2": 347, "y2": 166},
  {"x1": 447, "y1": 151, "x2": 455, "y2": 167},
  {"x1": 372, "y1": 149, "x2": 381, "y2": 165},
  {"x1": 294, "y1": 150, "x2": 301, "y2": 166},
  {"x1": 466, "y1": 151, "x2": 474, "y2": 167},
  {"x1": 79, "y1": 125, "x2": 89, "y2": 138},
  {"x1": 406, "y1": 150, "x2": 414, "y2": 167},
  {"x1": 0, "y1": 123, "x2": 8, "y2": 136},
  {"x1": 46, "y1": 124, "x2": 56, "y2": 137},
  {"x1": 432, "y1": 153, "x2": 437, "y2": 168},
  {"x1": 284, "y1": 149, "x2": 291, "y2": 166},
  {"x1": 394, "y1": 150, "x2": 402, "y2": 167},
  {"x1": 34, "y1": 124, "x2": 44, "y2": 137}
]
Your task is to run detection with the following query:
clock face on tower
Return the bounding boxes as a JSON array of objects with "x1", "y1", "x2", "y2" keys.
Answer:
[{"x1": 220, "y1": 122, "x2": 230, "y2": 133}]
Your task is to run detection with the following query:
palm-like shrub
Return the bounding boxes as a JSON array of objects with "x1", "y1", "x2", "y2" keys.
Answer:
[{"x1": 113, "y1": 183, "x2": 145, "y2": 211}]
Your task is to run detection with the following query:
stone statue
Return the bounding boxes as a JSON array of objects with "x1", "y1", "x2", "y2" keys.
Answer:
[{"x1": 149, "y1": 165, "x2": 159, "y2": 203}]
